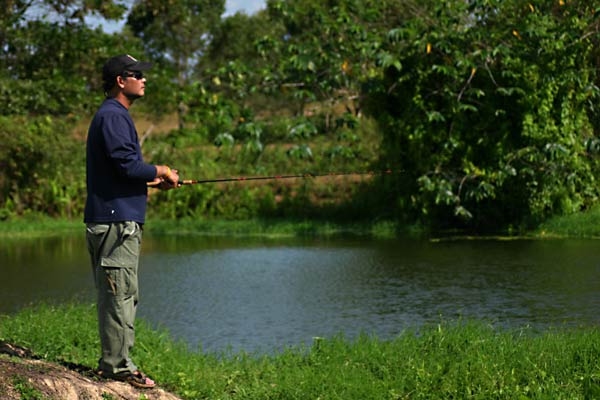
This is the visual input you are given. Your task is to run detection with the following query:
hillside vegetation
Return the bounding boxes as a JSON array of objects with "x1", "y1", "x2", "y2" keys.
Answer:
[{"x1": 2, "y1": 1, "x2": 600, "y2": 232}]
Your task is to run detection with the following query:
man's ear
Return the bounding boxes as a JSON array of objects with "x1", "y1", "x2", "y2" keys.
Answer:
[{"x1": 116, "y1": 75, "x2": 126, "y2": 89}]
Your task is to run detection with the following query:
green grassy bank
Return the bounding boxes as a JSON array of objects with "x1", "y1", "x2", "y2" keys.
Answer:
[
  {"x1": 535, "y1": 205, "x2": 600, "y2": 238},
  {"x1": 1, "y1": 303, "x2": 599, "y2": 399},
  {"x1": 4, "y1": 204, "x2": 600, "y2": 239},
  {"x1": 0, "y1": 217, "x2": 82, "y2": 238},
  {"x1": 0, "y1": 215, "x2": 411, "y2": 239}
]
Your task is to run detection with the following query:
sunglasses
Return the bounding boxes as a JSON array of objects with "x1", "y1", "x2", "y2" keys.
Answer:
[{"x1": 122, "y1": 71, "x2": 144, "y2": 80}]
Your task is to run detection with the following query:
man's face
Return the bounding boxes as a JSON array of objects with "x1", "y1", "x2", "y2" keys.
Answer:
[{"x1": 121, "y1": 70, "x2": 146, "y2": 100}]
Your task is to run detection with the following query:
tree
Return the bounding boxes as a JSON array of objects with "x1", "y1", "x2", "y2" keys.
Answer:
[
  {"x1": 189, "y1": 10, "x2": 287, "y2": 129},
  {"x1": 203, "y1": 11, "x2": 282, "y2": 73},
  {"x1": 363, "y1": 0, "x2": 600, "y2": 229},
  {"x1": 0, "y1": 0, "x2": 134, "y2": 115},
  {"x1": 127, "y1": 0, "x2": 225, "y2": 129},
  {"x1": 258, "y1": 0, "x2": 400, "y2": 118}
]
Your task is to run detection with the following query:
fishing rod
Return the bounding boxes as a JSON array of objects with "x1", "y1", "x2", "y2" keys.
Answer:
[
  {"x1": 179, "y1": 169, "x2": 394, "y2": 185},
  {"x1": 149, "y1": 169, "x2": 395, "y2": 187}
]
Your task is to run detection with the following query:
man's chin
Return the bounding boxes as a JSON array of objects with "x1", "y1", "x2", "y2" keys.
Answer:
[{"x1": 126, "y1": 93, "x2": 144, "y2": 101}]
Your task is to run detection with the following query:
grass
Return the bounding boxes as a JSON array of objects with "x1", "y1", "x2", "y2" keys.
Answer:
[
  {"x1": 5, "y1": 205, "x2": 600, "y2": 241},
  {"x1": 535, "y1": 205, "x2": 600, "y2": 238},
  {"x1": 0, "y1": 215, "x2": 416, "y2": 240},
  {"x1": 145, "y1": 217, "x2": 411, "y2": 239},
  {"x1": 9, "y1": 200, "x2": 600, "y2": 241},
  {"x1": 0, "y1": 216, "x2": 81, "y2": 239},
  {"x1": 12, "y1": 375, "x2": 46, "y2": 400},
  {"x1": 1, "y1": 303, "x2": 599, "y2": 399}
]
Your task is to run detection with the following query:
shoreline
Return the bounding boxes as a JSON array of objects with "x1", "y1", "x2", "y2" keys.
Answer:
[
  {"x1": 3, "y1": 208, "x2": 600, "y2": 240},
  {"x1": 0, "y1": 216, "x2": 412, "y2": 240}
]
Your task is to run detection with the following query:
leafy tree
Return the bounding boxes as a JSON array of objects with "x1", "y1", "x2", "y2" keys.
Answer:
[
  {"x1": 203, "y1": 10, "x2": 283, "y2": 73},
  {"x1": 364, "y1": 0, "x2": 600, "y2": 229},
  {"x1": 0, "y1": 0, "x2": 135, "y2": 115},
  {"x1": 1, "y1": 0, "x2": 126, "y2": 60},
  {"x1": 198, "y1": 11, "x2": 287, "y2": 113},
  {"x1": 196, "y1": 0, "x2": 412, "y2": 170},
  {"x1": 260, "y1": 0, "x2": 405, "y2": 118},
  {"x1": 268, "y1": 0, "x2": 431, "y2": 112},
  {"x1": 127, "y1": 0, "x2": 225, "y2": 128}
]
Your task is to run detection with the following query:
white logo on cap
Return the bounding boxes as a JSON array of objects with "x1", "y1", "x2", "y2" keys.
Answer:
[{"x1": 126, "y1": 54, "x2": 138, "y2": 62}]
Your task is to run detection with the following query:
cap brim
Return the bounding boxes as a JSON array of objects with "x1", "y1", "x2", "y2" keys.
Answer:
[{"x1": 130, "y1": 61, "x2": 152, "y2": 71}]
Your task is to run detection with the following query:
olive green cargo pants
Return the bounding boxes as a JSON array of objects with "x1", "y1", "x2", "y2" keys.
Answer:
[{"x1": 86, "y1": 221, "x2": 142, "y2": 375}]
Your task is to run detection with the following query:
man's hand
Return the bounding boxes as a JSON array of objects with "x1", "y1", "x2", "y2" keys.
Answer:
[
  {"x1": 152, "y1": 166, "x2": 181, "y2": 190},
  {"x1": 163, "y1": 168, "x2": 180, "y2": 187}
]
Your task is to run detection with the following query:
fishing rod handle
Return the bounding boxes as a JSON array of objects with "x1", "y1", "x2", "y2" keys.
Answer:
[{"x1": 147, "y1": 180, "x2": 188, "y2": 187}]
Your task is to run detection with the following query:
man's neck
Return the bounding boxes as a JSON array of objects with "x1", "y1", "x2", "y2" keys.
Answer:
[
  {"x1": 112, "y1": 92, "x2": 134, "y2": 110},
  {"x1": 106, "y1": 89, "x2": 134, "y2": 109}
]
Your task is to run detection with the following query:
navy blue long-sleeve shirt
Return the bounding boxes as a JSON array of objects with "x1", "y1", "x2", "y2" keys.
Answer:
[{"x1": 84, "y1": 98, "x2": 157, "y2": 224}]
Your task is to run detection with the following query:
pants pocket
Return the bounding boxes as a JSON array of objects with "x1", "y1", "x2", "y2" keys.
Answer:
[
  {"x1": 102, "y1": 266, "x2": 138, "y2": 298},
  {"x1": 100, "y1": 222, "x2": 141, "y2": 269},
  {"x1": 86, "y1": 223, "x2": 110, "y2": 263}
]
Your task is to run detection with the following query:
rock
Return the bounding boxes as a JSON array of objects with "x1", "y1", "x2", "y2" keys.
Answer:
[{"x1": 0, "y1": 341, "x2": 182, "y2": 400}]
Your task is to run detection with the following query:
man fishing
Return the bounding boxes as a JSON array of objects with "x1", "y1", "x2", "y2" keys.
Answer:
[{"x1": 84, "y1": 54, "x2": 179, "y2": 388}]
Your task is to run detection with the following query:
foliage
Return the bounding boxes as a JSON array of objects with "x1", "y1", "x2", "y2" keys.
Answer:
[
  {"x1": 202, "y1": 10, "x2": 284, "y2": 76},
  {"x1": 127, "y1": 0, "x2": 226, "y2": 128},
  {"x1": 182, "y1": 81, "x2": 241, "y2": 141},
  {"x1": 257, "y1": 0, "x2": 403, "y2": 115},
  {"x1": 0, "y1": 15, "x2": 145, "y2": 115},
  {"x1": 127, "y1": 0, "x2": 224, "y2": 67},
  {"x1": 143, "y1": 121, "x2": 378, "y2": 222},
  {"x1": 0, "y1": 0, "x2": 125, "y2": 41},
  {"x1": 360, "y1": 0, "x2": 600, "y2": 229},
  {"x1": 0, "y1": 116, "x2": 85, "y2": 219},
  {"x1": 3, "y1": 0, "x2": 600, "y2": 231}
]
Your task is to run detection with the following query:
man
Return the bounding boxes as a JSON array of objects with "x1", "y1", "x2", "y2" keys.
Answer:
[{"x1": 84, "y1": 54, "x2": 179, "y2": 388}]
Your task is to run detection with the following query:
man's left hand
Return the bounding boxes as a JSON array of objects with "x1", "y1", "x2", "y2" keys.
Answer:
[{"x1": 150, "y1": 177, "x2": 180, "y2": 190}]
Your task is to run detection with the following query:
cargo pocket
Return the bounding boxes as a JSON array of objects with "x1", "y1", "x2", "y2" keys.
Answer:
[
  {"x1": 100, "y1": 222, "x2": 141, "y2": 269},
  {"x1": 86, "y1": 223, "x2": 111, "y2": 261},
  {"x1": 102, "y1": 266, "x2": 137, "y2": 298}
]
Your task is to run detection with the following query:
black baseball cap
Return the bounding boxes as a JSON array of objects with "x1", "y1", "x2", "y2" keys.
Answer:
[{"x1": 102, "y1": 54, "x2": 152, "y2": 83}]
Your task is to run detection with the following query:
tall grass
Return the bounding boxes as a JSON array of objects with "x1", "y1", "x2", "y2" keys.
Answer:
[
  {"x1": 146, "y1": 217, "x2": 406, "y2": 239},
  {"x1": 0, "y1": 215, "x2": 81, "y2": 238},
  {"x1": 1, "y1": 303, "x2": 599, "y2": 399},
  {"x1": 536, "y1": 204, "x2": 600, "y2": 238},
  {"x1": 0, "y1": 216, "x2": 411, "y2": 239}
]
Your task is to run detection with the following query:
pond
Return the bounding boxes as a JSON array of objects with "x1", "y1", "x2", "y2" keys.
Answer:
[{"x1": 1, "y1": 233, "x2": 599, "y2": 353}]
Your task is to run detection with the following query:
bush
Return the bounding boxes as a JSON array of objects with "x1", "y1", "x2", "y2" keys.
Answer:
[{"x1": 0, "y1": 116, "x2": 85, "y2": 219}]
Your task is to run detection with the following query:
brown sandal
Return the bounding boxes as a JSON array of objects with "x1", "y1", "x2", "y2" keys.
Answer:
[{"x1": 96, "y1": 369, "x2": 156, "y2": 388}]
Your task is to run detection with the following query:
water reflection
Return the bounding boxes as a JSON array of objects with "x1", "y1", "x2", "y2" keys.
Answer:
[
  {"x1": 0, "y1": 234, "x2": 94, "y2": 311},
  {"x1": 1, "y1": 234, "x2": 599, "y2": 353}
]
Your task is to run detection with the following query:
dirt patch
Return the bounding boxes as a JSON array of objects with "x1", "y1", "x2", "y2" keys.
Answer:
[{"x1": 0, "y1": 342, "x2": 181, "y2": 400}]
